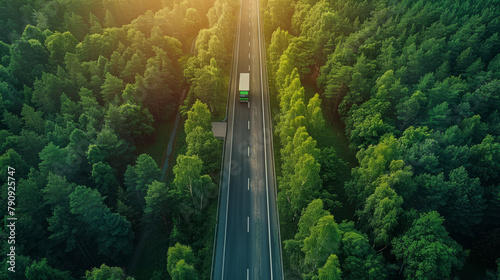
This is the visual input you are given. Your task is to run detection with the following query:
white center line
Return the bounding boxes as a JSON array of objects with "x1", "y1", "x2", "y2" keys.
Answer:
[
  {"x1": 249, "y1": 42, "x2": 251, "y2": 47},
  {"x1": 247, "y1": 269, "x2": 249, "y2": 280},
  {"x1": 248, "y1": 146, "x2": 250, "y2": 157},
  {"x1": 249, "y1": 22, "x2": 251, "y2": 27},
  {"x1": 248, "y1": 101, "x2": 250, "y2": 108},
  {"x1": 249, "y1": 31, "x2": 251, "y2": 36},
  {"x1": 247, "y1": 217, "x2": 249, "y2": 232},
  {"x1": 249, "y1": 53, "x2": 251, "y2": 58},
  {"x1": 248, "y1": 65, "x2": 250, "y2": 71},
  {"x1": 248, "y1": 120, "x2": 250, "y2": 129},
  {"x1": 248, "y1": 178, "x2": 250, "y2": 190}
]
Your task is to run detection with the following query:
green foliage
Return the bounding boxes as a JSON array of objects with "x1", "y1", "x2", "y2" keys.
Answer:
[
  {"x1": 25, "y1": 258, "x2": 74, "y2": 280},
  {"x1": 8, "y1": 34, "x2": 49, "y2": 88},
  {"x1": 171, "y1": 259, "x2": 199, "y2": 280},
  {"x1": 188, "y1": 59, "x2": 227, "y2": 115},
  {"x1": 345, "y1": 134, "x2": 399, "y2": 206},
  {"x1": 186, "y1": 126, "x2": 222, "y2": 172},
  {"x1": 414, "y1": 167, "x2": 486, "y2": 236},
  {"x1": 297, "y1": 199, "x2": 329, "y2": 240},
  {"x1": 167, "y1": 243, "x2": 196, "y2": 277},
  {"x1": 68, "y1": 186, "x2": 134, "y2": 259},
  {"x1": 91, "y1": 161, "x2": 118, "y2": 198},
  {"x1": 171, "y1": 154, "x2": 216, "y2": 221},
  {"x1": 84, "y1": 264, "x2": 134, "y2": 280},
  {"x1": 45, "y1": 31, "x2": 78, "y2": 66},
  {"x1": 124, "y1": 153, "x2": 161, "y2": 208},
  {"x1": 267, "y1": 28, "x2": 292, "y2": 90},
  {"x1": 144, "y1": 180, "x2": 169, "y2": 227},
  {"x1": 184, "y1": 100, "x2": 213, "y2": 135},
  {"x1": 316, "y1": 254, "x2": 341, "y2": 280},
  {"x1": 358, "y1": 183, "x2": 404, "y2": 247},
  {"x1": 265, "y1": 0, "x2": 500, "y2": 277},
  {"x1": 338, "y1": 225, "x2": 388, "y2": 280},
  {"x1": 101, "y1": 72, "x2": 125, "y2": 104},
  {"x1": 0, "y1": 0, "x2": 219, "y2": 278},
  {"x1": 302, "y1": 215, "x2": 341, "y2": 278},
  {"x1": 0, "y1": 149, "x2": 29, "y2": 180},
  {"x1": 283, "y1": 199, "x2": 342, "y2": 279},
  {"x1": 392, "y1": 211, "x2": 466, "y2": 280}
]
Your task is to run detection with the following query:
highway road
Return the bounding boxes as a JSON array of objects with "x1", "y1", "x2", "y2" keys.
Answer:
[{"x1": 211, "y1": 0, "x2": 283, "y2": 279}]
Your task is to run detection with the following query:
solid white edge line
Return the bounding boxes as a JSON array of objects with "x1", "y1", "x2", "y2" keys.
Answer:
[
  {"x1": 221, "y1": 0, "x2": 243, "y2": 278},
  {"x1": 247, "y1": 269, "x2": 249, "y2": 280},
  {"x1": 257, "y1": 0, "x2": 274, "y2": 278}
]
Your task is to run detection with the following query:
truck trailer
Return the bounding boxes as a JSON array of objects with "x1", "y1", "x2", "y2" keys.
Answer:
[{"x1": 239, "y1": 73, "x2": 249, "y2": 102}]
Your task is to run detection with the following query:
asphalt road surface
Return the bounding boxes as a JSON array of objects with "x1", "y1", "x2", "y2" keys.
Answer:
[{"x1": 211, "y1": 0, "x2": 283, "y2": 279}]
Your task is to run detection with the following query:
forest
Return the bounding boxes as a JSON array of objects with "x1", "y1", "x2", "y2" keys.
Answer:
[
  {"x1": 262, "y1": 0, "x2": 500, "y2": 279},
  {"x1": 1, "y1": 0, "x2": 500, "y2": 279},
  {"x1": 0, "y1": 0, "x2": 235, "y2": 279}
]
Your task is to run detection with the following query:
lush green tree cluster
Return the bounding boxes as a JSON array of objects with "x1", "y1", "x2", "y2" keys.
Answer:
[
  {"x1": 0, "y1": 0, "x2": 220, "y2": 278},
  {"x1": 0, "y1": 256, "x2": 76, "y2": 280},
  {"x1": 272, "y1": 62, "x2": 331, "y2": 239},
  {"x1": 0, "y1": 0, "x2": 167, "y2": 44},
  {"x1": 84, "y1": 264, "x2": 135, "y2": 280},
  {"x1": 182, "y1": 0, "x2": 237, "y2": 117},
  {"x1": 284, "y1": 199, "x2": 390, "y2": 280},
  {"x1": 264, "y1": 0, "x2": 500, "y2": 278},
  {"x1": 161, "y1": 100, "x2": 221, "y2": 279},
  {"x1": 283, "y1": 199, "x2": 341, "y2": 279},
  {"x1": 170, "y1": 100, "x2": 219, "y2": 222}
]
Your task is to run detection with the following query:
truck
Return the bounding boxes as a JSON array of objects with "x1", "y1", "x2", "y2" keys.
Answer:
[{"x1": 239, "y1": 73, "x2": 249, "y2": 102}]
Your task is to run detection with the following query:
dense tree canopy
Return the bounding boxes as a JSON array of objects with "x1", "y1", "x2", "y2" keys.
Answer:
[
  {"x1": 0, "y1": 0, "x2": 225, "y2": 279},
  {"x1": 264, "y1": 0, "x2": 500, "y2": 278}
]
